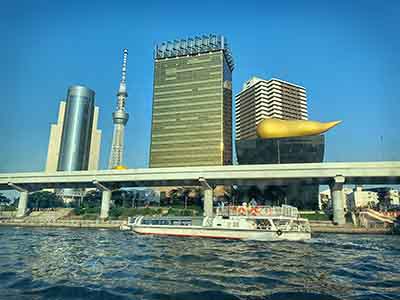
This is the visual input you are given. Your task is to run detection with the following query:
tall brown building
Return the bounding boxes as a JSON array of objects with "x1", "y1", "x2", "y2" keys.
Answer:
[{"x1": 149, "y1": 35, "x2": 234, "y2": 167}]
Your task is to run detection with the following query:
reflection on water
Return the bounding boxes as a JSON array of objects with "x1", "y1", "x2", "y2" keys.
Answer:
[{"x1": 0, "y1": 227, "x2": 399, "y2": 300}]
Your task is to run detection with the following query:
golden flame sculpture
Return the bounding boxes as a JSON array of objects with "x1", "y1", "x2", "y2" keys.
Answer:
[
  {"x1": 256, "y1": 118, "x2": 341, "y2": 139},
  {"x1": 112, "y1": 165, "x2": 128, "y2": 170}
]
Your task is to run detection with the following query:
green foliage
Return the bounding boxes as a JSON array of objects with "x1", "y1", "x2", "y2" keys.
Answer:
[
  {"x1": 300, "y1": 212, "x2": 330, "y2": 221},
  {"x1": 73, "y1": 207, "x2": 83, "y2": 215},
  {"x1": 74, "y1": 207, "x2": 100, "y2": 217},
  {"x1": 73, "y1": 203, "x2": 201, "y2": 220},
  {"x1": 81, "y1": 214, "x2": 98, "y2": 220},
  {"x1": 167, "y1": 187, "x2": 203, "y2": 207},
  {"x1": 0, "y1": 205, "x2": 16, "y2": 211},
  {"x1": 81, "y1": 190, "x2": 101, "y2": 208},
  {"x1": 109, "y1": 207, "x2": 124, "y2": 219},
  {"x1": 0, "y1": 194, "x2": 11, "y2": 206},
  {"x1": 85, "y1": 207, "x2": 100, "y2": 214},
  {"x1": 169, "y1": 204, "x2": 203, "y2": 215},
  {"x1": 167, "y1": 208, "x2": 196, "y2": 216},
  {"x1": 73, "y1": 206, "x2": 100, "y2": 216},
  {"x1": 27, "y1": 191, "x2": 64, "y2": 208},
  {"x1": 109, "y1": 207, "x2": 164, "y2": 219}
]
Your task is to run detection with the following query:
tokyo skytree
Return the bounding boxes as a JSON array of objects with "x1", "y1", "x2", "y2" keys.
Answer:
[{"x1": 108, "y1": 49, "x2": 129, "y2": 169}]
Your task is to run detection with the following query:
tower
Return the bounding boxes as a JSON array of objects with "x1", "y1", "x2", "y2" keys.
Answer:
[
  {"x1": 45, "y1": 85, "x2": 101, "y2": 200},
  {"x1": 108, "y1": 49, "x2": 129, "y2": 169},
  {"x1": 149, "y1": 34, "x2": 234, "y2": 167}
]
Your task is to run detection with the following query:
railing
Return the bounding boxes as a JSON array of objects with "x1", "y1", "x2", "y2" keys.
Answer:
[
  {"x1": 215, "y1": 205, "x2": 299, "y2": 218},
  {"x1": 0, "y1": 218, "x2": 123, "y2": 226}
]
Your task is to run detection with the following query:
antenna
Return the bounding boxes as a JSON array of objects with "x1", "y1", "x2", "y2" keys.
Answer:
[{"x1": 121, "y1": 48, "x2": 128, "y2": 83}]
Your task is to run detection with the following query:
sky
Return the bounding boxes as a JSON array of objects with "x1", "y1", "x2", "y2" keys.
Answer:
[{"x1": 0, "y1": 0, "x2": 399, "y2": 173}]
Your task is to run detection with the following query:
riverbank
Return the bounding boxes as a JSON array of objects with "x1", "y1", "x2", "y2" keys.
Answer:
[
  {"x1": 310, "y1": 225, "x2": 391, "y2": 234},
  {"x1": 0, "y1": 219, "x2": 393, "y2": 234},
  {"x1": 0, "y1": 219, "x2": 123, "y2": 229}
]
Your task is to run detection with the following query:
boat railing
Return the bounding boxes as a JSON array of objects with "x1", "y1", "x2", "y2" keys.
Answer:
[{"x1": 215, "y1": 205, "x2": 299, "y2": 218}]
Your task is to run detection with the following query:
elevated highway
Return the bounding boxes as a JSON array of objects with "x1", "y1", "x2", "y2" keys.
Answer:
[
  {"x1": 1, "y1": 162, "x2": 399, "y2": 190},
  {"x1": 1, "y1": 161, "x2": 399, "y2": 223}
]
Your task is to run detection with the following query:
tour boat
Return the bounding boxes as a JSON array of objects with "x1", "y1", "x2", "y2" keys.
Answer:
[{"x1": 127, "y1": 205, "x2": 311, "y2": 241}]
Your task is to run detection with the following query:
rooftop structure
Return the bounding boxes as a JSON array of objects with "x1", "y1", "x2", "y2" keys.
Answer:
[{"x1": 154, "y1": 34, "x2": 234, "y2": 71}]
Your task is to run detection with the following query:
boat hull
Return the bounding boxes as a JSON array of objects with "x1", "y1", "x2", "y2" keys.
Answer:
[{"x1": 133, "y1": 225, "x2": 311, "y2": 241}]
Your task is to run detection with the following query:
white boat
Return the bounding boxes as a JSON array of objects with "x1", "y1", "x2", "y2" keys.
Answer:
[{"x1": 128, "y1": 205, "x2": 311, "y2": 241}]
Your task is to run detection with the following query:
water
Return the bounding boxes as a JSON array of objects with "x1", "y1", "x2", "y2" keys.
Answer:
[{"x1": 0, "y1": 227, "x2": 399, "y2": 300}]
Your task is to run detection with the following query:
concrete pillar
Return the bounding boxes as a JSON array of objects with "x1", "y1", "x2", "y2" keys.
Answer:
[
  {"x1": 16, "y1": 191, "x2": 29, "y2": 218},
  {"x1": 100, "y1": 190, "x2": 111, "y2": 220},
  {"x1": 8, "y1": 183, "x2": 30, "y2": 218},
  {"x1": 93, "y1": 180, "x2": 112, "y2": 220},
  {"x1": 199, "y1": 177, "x2": 214, "y2": 217},
  {"x1": 330, "y1": 175, "x2": 346, "y2": 225},
  {"x1": 204, "y1": 188, "x2": 214, "y2": 217}
]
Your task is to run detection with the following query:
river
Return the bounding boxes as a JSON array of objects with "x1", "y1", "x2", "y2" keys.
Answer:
[{"x1": 0, "y1": 227, "x2": 399, "y2": 300}]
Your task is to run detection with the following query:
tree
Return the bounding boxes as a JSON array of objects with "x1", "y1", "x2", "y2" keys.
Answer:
[
  {"x1": 167, "y1": 187, "x2": 202, "y2": 208},
  {"x1": 0, "y1": 194, "x2": 11, "y2": 206},
  {"x1": 81, "y1": 190, "x2": 101, "y2": 208},
  {"x1": 248, "y1": 185, "x2": 263, "y2": 203},
  {"x1": 27, "y1": 191, "x2": 64, "y2": 209},
  {"x1": 112, "y1": 190, "x2": 132, "y2": 207}
]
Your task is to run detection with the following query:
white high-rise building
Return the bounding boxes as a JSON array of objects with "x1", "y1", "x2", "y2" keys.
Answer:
[
  {"x1": 235, "y1": 77, "x2": 308, "y2": 140},
  {"x1": 347, "y1": 186, "x2": 379, "y2": 210}
]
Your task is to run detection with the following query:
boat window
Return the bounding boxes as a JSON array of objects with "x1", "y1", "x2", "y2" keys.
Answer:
[
  {"x1": 274, "y1": 219, "x2": 289, "y2": 226},
  {"x1": 256, "y1": 219, "x2": 272, "y2": 230}
]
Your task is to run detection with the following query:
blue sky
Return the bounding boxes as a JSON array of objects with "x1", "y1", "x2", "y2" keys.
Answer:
[{"x1": 0, "y1": 0, "x2": 399, "y2": 172}]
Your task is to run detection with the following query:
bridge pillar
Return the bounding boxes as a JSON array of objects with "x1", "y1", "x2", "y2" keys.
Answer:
[
  {"x1": 100, "y1": 190, "x2": 112, "y2": 220},
  {"x1": 199, "y1": 177, "x2": 213, "y2": 217},
  {"x1": 330, "y1": 175, "x2": 346, "y2": 225},
  {"x1": 93, "y1": 181, "x2": 112, "y2": 220},
  {"x1": 203, "y1": 189, "x2": 214, "y2": 217},
  {"x1": 17, "y1": 191, "x2": 29, "y2": 218},
  {"x1": 8, "y1": 182, "x2": 29, "y2": 218}
]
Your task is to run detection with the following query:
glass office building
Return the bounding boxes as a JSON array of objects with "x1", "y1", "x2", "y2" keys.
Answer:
[
  {"x1": 236, "y1": 135, "x2": 325, "y2": 164},
  {"x1": 150, "y1": 34, "x2": 234, "y2": 167},
  {"x1": 236, "y1": 135, "x2": 325, "y2": 210}
]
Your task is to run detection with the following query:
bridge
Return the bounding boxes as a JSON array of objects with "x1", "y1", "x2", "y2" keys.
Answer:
[{"x1": 1, "y1": 161, "x2": 399, "y2": 224}]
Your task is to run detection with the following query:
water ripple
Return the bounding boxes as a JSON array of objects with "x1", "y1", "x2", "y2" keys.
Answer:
[{"x1": 0, "y1": 228, "x2": 399, "y2": 300}]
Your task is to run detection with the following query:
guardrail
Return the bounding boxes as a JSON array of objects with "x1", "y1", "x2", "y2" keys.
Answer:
[
  {"x1": 0, "y1": 219, "x2": 123, "y2": 225},
  {"x1": 215, "y1": 205, "x2": 299, "y2": 218}
]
